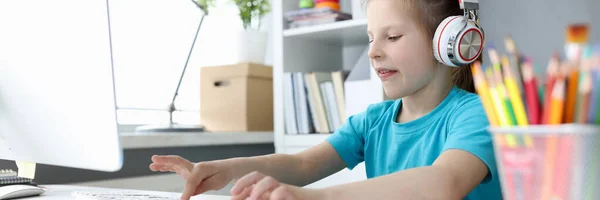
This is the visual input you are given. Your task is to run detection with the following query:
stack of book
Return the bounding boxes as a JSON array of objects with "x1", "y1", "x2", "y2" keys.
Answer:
[
  {"x1": 284, "y1": 7, "x2": 352, "y2": 29},
  {"x1": 284, "y1": 71, "x2": 348, "y2": 134}
]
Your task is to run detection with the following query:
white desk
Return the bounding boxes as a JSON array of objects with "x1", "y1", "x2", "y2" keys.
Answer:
[{"x1": 26, "y1": 185, "x2": 230, "y2": 200}]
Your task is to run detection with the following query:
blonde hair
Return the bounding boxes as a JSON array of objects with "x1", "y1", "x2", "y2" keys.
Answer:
[{"x1": 363, "y1": 0, "x2": 476, "y2": 93}]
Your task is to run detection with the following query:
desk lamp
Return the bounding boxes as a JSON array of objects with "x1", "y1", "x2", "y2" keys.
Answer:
[{"x1": 135, "y1": 0, "x2": 208, "y2": 133}]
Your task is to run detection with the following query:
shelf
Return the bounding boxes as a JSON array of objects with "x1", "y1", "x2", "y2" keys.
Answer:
[
  {"x1": 283, "y1": 19, "x2": 369, "y2": 46},
  {"x1": 120, "y1": 131, "x2": 274, "y2": 149},
  {"x1": 283, "y1": 134, "x2": 332, "y2": 147}
]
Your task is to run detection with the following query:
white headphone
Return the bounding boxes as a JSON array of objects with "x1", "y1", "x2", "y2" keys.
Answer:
[{"x1": 432, "y1": 0, "x2": 485, "y2": 67}]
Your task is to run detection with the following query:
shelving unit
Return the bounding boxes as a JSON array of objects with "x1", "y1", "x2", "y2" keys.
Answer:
[
  {"x1": 283, "y1": 19, "x2": 368, "y2": 46},
  {"x1": 271, "y1": 0, "x2": 380, "y2": 188}
]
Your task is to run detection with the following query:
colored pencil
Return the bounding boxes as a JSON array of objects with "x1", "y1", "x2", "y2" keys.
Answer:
[
  {"x1": 502, "y1": 56, "x2": 532, "y2": 147},
  {"x1": 521, "y1": 58, "x2": 541, "y2": 125},
  {"x1": 472, "y1": 62, "x2": 506, "y2": 146},
  {"x1": 493, "y1": 63, "x2": 521, "y2": 147},
  {"x1": 576, "y1": 47, "x2": 594, "y2": 123},
  {"x1": 565, "y1": 24, "x2": 589, "y2": 124},
  {"x1": 518, "y1": 58, "x2": 540, "y2": 200},
  {"x1": 564, "y1": 65, "x2": 579, "y2": 123},
  {"x1": 484, "y1": 66, "x2": 518, "y2": 200},
  {"x1": 494, "y1": 64, "x2": 518, "y2": 126},
  {"x1": 563, "y1": 59, "x2": 589, "y2": 200},
  {"x1": 553, "y1": 66, "x2": 577, "y2": 200},
  {"x1": 505, "y1": 36, "x2": 525, "y2": 101},
  {"x1": 560, "y1": 25, "x2": 590, "y2": 199},
  {"x1": 541, "y1": 54, "x2": 560, "y2": 124},
  {"x1": 473, "y1": 63, "x2": 503, "y2": 126},
  {"x1": 540, "y1": 77, "x2": 565, "y2": 200},
  {"x1": 591, "y1": 47, "x2": 600, "y2": 125},
  {"x1": 589, "y1": 49, "x2": 600, "y2": 200},
  {"x1": 486, "y1": 68, "x2": 518, "y2": 147},
  {"x1": 538, "y1": 81, "x2": 545, "y2": 107},
  {"x1": 591, "y1": 70, "x2": 600, "y2": 124},
  {"x1": 472, "y1": 62, "x2": 500, "y2": 127},
  {"x1": 502, "y1": 56, "x2": 529, "y2": 126}
]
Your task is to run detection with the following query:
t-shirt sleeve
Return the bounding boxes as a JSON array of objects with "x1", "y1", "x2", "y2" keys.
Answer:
[
  {"x1": 325, "y1": 107, "x2": 371, "y2": 170},
  {"x1": 442, "y1": 97, "x2": 497, "y2": 184}
]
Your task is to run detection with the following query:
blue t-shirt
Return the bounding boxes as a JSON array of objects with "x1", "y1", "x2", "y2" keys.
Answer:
[{"x1": 326, "y1": 86, "x2": 502, "y2": 200}]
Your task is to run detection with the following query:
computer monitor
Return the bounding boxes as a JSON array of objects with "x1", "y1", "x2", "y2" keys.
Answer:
[{"x1": 0, "y1": 0, "x2": 123, "y2": 172}]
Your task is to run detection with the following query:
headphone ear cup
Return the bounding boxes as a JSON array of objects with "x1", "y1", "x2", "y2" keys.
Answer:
[
  {"x1": 432, "y1": 16, "x2": 463, "y2": 67},
  {"x1": 452, "y1": 21, "x2": 485, "y2": 65}
]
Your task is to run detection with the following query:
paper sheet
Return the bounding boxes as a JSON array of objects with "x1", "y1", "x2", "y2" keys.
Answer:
[{"x1": 16, "y1": 161, "x2": 36, "y2": 179}]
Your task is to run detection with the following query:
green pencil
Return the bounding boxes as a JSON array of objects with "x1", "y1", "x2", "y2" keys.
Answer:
[{"x1": 503, "y1": 98, "x2": 523, "y2": 145}]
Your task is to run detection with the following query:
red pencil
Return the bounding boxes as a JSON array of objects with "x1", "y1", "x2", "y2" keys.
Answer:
[{"x1": 521, "y1": 57, "x2": 541, "y2": 124}]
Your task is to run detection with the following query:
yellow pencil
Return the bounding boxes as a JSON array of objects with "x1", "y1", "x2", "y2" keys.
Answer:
[
  {"x1": 472, "y1": 63, "x2": 500, "y2": 126},
  {"x1": 472, "y1": 63, "x2": 505, "y2": 147},
  {"x1": 486, "y1": 68, "x2": 518, "y2": 147},
  {"x1": 501, "y1": 56, "x2": 533, "y2": 147}
]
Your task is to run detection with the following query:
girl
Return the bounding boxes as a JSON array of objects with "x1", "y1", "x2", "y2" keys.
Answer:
[{"x1": 150, "y1": 0, "x2": 503, "y2": 199}]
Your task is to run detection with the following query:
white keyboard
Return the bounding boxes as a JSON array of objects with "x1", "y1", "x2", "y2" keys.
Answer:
[{"x1": 71, "y1": 191, "x2": 179, "y2": 200}]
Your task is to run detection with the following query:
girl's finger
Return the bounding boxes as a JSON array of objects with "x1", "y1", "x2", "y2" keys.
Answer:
[
  {"x1": 250, "y1": 176, "x2": 279, "y2": 200},
  {"x1": 259, "y1": 191, "x2": 272, "y2": 200},
  {"x1": 270, "y1": 186, "x2": 292, "y2": 200},
  {"x1": 230, "y1": 185, "x2": 254, "y2": 200},
  {"x1": 230, "y1": 171, "x2": 266, "y2": 195}
]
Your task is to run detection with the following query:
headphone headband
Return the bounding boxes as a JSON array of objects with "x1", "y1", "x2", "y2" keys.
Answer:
[{"x1": 459, "y1": 0, "x2": 479, "y2": 10}]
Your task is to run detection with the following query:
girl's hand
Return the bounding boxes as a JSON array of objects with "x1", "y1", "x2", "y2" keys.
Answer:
[
  {"x1": 230, "y1": 171, "x2": 325, "y2": 200},
  {"x1": 149, "y1": 155, "x2": 233, "y2": 200}
]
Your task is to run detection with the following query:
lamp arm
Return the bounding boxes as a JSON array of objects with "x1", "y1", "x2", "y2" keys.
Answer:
[{"x1": 169, "y1": 14, "x2": 205, "y2": 125}]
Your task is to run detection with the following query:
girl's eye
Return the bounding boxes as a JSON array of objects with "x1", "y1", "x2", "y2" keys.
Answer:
[{"x1": 388, "y1": 35, "x2": 402, "y2": 41}]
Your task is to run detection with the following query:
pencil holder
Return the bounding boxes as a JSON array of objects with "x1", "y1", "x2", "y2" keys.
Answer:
[{"x1": 488, "y1": 124, "x2": 600, "y2": 200}]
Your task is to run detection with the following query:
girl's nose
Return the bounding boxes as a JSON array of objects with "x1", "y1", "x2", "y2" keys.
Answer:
[{"x1": 368, "y1": 41, "x2": 384, "y2": 60}]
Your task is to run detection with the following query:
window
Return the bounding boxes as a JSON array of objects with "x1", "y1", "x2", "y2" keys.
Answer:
[{"x1": 108, "y1": 0, "x2": 256, "y2": 126}]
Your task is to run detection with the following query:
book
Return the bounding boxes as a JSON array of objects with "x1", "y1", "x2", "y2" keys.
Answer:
[{"x1": 283, "y1": 71, "x2": 348, "y2": 135}]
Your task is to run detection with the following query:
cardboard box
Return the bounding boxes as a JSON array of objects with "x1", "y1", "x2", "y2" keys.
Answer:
[{"x1": 200, "y1": 63, "x2": 273, "y2": 132}]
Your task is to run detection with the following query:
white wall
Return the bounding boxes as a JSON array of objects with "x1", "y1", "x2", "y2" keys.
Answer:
[
  {"x1": 108, "y1": 0, "x2": 273, "y2": 125},
  {"x1": 479, "y1": 0, "x2": 599, "y2": 77}
]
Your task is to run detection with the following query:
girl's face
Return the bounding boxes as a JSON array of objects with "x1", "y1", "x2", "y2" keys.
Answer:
[{"x1": 366, "y1": 0, "x2": 440, "y2": 99}]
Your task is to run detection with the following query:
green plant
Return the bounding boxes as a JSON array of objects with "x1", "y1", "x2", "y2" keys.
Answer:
[
  {"x1": 232, "y1": 0, "x2": 271, "y2": 30},
  {"x1": 192, "y1": 0, "x2": 216, "y2": 14},
  {"x1": 194, "y1": 0, "x2": 271, "y2": 30}
]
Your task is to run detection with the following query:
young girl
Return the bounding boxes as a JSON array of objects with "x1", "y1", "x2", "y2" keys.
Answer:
[{"x1": 150, "y1": 0, "x2": 503, "y2": 199}]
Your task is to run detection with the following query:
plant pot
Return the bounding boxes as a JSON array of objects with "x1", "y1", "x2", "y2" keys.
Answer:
[{"x1": 233, "y1": 29, "x2": 268, "y2": 64}]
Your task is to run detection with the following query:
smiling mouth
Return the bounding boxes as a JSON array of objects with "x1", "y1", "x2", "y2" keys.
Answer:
[{"x1": 376, "y1": 69, "x2": 398, "y2": 79}]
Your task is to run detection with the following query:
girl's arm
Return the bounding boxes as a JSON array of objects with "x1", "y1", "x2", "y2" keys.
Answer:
[
  {"x1": 229, "y1": 148, "x2": 488, "y2": 200},
  {"x1": 323, "y1": 149, "x2": 488, "y2": 200},
  {"x1": 226, "y1": 140, "x2": 346, "y2": 187}
]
